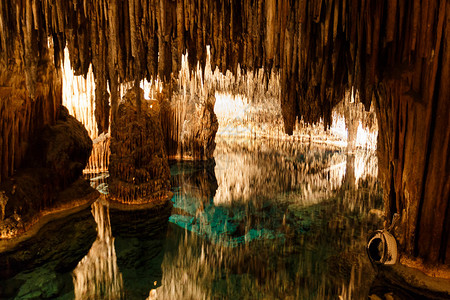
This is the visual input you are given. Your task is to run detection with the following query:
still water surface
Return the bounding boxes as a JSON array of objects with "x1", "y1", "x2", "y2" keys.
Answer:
[{"x1": 0, "y1": 138, "x2": 388, "y2": 299}]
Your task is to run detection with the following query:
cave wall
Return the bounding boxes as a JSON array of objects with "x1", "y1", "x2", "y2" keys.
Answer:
[
  {"x1": 1, "y1": 0, "x2": 448, "y2": 265},
  {"x1": 375, "y1": 2, "x2": 449, "y2": 265},
  {"x1": 0, "y1": 38, "x2": 61, "y2": 183}
]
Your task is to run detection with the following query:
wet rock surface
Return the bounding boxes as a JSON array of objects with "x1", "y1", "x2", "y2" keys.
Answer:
[
  {"x1": 0, "y1": 106, "x2": 94, "y2": 239},
  {"x1": 109, "y1": 88, "x2": 170, "y2": 204},
  {"x1": 0, "y1": 209, "x2": 96, "y2": 299}
]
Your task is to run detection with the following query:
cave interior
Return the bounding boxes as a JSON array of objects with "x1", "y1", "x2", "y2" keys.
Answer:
[{"x1": 0, "y1": 0, "x2": 449, "y2": 299}]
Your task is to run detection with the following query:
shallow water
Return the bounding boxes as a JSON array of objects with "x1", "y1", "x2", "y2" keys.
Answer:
[{"x1": 0, "y1": 138, "x2": 396, "y2": 299}]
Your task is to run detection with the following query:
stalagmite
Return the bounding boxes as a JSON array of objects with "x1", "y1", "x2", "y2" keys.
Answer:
[
  {"x1": 109, "y1": 88, "x2": 170, "y2": 204},
  {"x1": 0, "y1": 0, "x2": 447, "y2": 268}
]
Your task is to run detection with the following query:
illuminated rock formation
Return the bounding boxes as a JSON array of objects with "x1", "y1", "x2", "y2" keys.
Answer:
[
  {"x1": 0, "y1": 0, "x2": 448, "y2": 268},
  {"x1": 0, "y1": 106, "x2": 94, "y2": 238},
  {"x1": 160, "y1": 91, "x2": 218, "y2": 160},
  {"x1": 108, "y1": 88, "x2": 170, "y2": 204},
  {"x1": 0, "y1": 41, "x2": 61, "y2": 183},
  {"x1": 159, "y1": 51, "x2": 219, "y2": 160}
]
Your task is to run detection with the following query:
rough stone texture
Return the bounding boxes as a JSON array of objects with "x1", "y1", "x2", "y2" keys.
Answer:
[
  {"x1": 0, "y1": 106, "x2": 94, "y2": 238},
  {"x1": 109, "y1": 88, "x2": 170, "y2": 204},
  {"x1": 373, "y1": 2, "x2": 450, "y2": 266},
  {"x1": 0, "y1": 41, "x2": 61, "y2": 183},
  {"x1": 0, "y1": 0, "x2": 448, "y2": 266},
  {"x1": 0, "y1": 1, "x2": 447, "y2": 133},
  {"x1": 39, "y1": 107, "x2": 93, "y2": 188},
  {"x1": 85, "y1": 133, "x2": 111, "y2": 173},
  {"x1": 183, "y1": 96, "x2": 218, "y2": 160},
  {"x1": 160, "y1": 92, "x2": 218, "y2": 160},
  {"x1": 0, "y1": 0, "x2": 350, "y2": 133}
]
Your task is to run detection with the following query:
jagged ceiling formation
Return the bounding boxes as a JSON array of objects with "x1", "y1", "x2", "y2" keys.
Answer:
[
  {"x1": 1, "y1": 0, "x2": 445, "y2": 133},
  {"x1": 1, "y1": 0, "x2": 449, "y2": 265}
]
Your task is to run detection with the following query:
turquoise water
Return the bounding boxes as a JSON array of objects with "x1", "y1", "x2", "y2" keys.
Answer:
[{"x1": 0, "y1": 138, "x2": 392, "y2": 299}]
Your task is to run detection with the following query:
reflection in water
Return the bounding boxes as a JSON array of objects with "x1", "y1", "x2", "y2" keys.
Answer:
[
  {"x1": 147, "y1": 230, "x2": 212, "y2": 299},
  {"x1": 109, "y1": 201, "x2": 171, "y2": 299},
  {"x1": 214, "y1": 138, "x2": 378, "y2": 207},
  {"x1": 213, "y1": 138, "x2": 349, "y2": 206},
  {"x1": 0, "y1": 137, "x2": 390, "y2": 300},
  {"x1": 164, "y1": 138, "x2": 382, "y2": 299},
  {"x1": 0, "y1": 134, "x2": 443, "y2": 299},
  {"x1": 72, "y1": 199, "x2": 124, "y2": 299},
  {"x1": 0, "y1": 210, "x2": 96, "y2": 299}
]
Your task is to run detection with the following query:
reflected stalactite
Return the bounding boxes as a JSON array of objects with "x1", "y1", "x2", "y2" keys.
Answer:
[
  {"x1": 169, "y1": 138, "x2": 380, "y2": 250},
  {"x1": 213, "y1": 138, "x2": 349, "y2": 206},
  {"x1": 343, "y1": 155, "x2": 357, "y2": 190},
  {"x1": 108, "y1": 201, "x2": 172, "y2": 299},
  {"x1": 150, "y1": 178, "x2": 379, "y2": 300},
  {"x1": 72, "y1": 200, "x2": 123, "y2": 300},
  {"x1": 146, "y1": 233, "x2": 215, "y2": 300}
]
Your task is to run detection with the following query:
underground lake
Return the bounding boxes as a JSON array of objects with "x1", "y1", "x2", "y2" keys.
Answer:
[{"x1": 1, "y1": 1, "x2": 449, "y2": 299}]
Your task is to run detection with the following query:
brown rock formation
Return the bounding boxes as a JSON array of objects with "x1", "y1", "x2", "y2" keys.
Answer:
[
  {"x1": 0, "y1": 41, "x2": 61, "y2": 183},
  {"x1": 372, "y1": 3, "x2": 450, "y2": 266},
  {"x1": 0, "y1": 106, "x2": 94, "y2": 238},
  {"x1": 39, "y1": 106, "x2": 93, "y2": 188},
  {"x1": 108, "y1": 88, "x2": 170, "y2": 204},
  {"x1": 160, "y1": 92, "x2": 218, "y2": 160},
  {"x1": 0, "y1": 0, "x2": 448, "y2": 267}
]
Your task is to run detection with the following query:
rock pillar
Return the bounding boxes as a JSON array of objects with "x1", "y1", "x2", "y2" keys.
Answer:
[
  {"x1": 375, "y1": 22, "x2": 450, "y2": 265},
  {"x1": 109, "y1": 88, "x2": 171, "y2": 204}
]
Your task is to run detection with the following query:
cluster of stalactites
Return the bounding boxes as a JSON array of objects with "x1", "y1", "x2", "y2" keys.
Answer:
[{"x1": 0, "y1": 0, "x2": 445, "y2": 134}]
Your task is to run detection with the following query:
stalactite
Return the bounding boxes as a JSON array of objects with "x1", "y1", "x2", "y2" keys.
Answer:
[
  {"x1": 0, "y1": 37, "x2": 61, "y2": 183},
  {"x1": 1, "y1": 0, "x2": 383, "y2": 132},
  {"x1": 0, "y1": 0, "x2": 448, "y2": 266}
]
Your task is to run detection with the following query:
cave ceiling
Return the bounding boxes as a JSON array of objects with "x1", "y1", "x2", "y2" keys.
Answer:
[{"x1": 0, "y1": 0, "x2": 447, "y2": 133}]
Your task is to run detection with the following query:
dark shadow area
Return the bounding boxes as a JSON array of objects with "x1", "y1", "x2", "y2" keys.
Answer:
[
  {"x1": 109, "y1": 200, "x2": 172, "y2": 299},
  {"x1": 0, "y1": 208, "x2": 96, "y2": 299}
]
